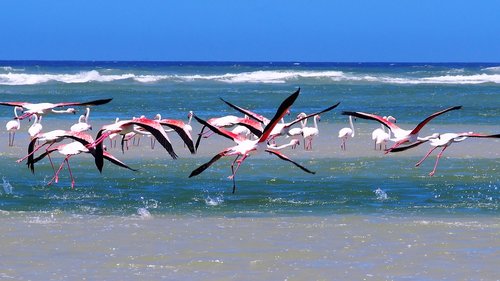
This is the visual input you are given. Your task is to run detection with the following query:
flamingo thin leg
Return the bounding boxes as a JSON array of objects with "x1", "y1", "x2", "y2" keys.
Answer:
[
  {"x1": 429, "y1": 145, "x2": 449, "y2": 176},
  {"x1": 415, "y1": 146, "x2": 439, "y2": 167}
]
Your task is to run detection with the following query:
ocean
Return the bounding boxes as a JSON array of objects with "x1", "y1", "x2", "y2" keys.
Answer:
[{"x1": 0, "y1": 61, "x2": 498, "y2": 280}]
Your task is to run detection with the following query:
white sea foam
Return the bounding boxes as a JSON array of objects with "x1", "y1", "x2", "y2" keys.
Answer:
[
  {"x1": 2, "y1": 177, "x2": 13, "y2": 195},
  {"x1": 205, "y1": 195, "x2": 224, "y2": 206},
  {"x1": 482, "y1": 66, "x2": 500, "y2": 72},
  {"x1": 1, "y1": 69, "x2": 499, "y2": 85},
  {"x1": 374, "y1": 188, "x2": 388, "y2": 200}
]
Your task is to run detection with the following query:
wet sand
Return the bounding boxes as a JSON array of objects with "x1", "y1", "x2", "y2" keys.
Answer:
[
  {"x1": 1, "y1": 118, "x2": 499, "y2": 160},
  {"x1": 0, "y1": 212, "x2": 498, "y2": 280}
]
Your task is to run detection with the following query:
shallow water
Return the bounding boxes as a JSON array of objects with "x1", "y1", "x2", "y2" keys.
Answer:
[{"x1": 0, "y1": 61, "x2": 499, "y2": 279}]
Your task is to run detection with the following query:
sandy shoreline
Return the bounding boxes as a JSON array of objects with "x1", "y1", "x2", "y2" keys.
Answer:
[
  {"x1": 0, "y1": 212, "x2": 498, "y2": 280},
  {"x1": 2, "y1": 118, "x2": 499, "y2": 160}
]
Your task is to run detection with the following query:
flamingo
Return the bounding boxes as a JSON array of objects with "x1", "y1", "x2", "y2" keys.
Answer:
[
  {"x1": 17, "y1": 130, "x2": 102, "y2": 173},
  {"x1": 189, "y1": 88, "x2": 315, "y2": 193},
  {"x1": 90, "y1": 117, "x2": 180, "y2": 171},
  {"x1": 31, "y1": 140, "x2": 137, "y2": 188},
  {"x1": 285, "y1": 112, "x2": 307, "y2": 148},
  {"x1": 390, "y1": 132, "x2": 500, "y2": 176},
  {"x1": 338, "y1": 115, "x2": 355, "y2": 151},
  {"x1": 108, "y1": 117, "x2": 120, "y2": 148},
  {"x1": 157, "y1": 118, "x2": 196, "y2": 153},
  {"x1": 371, "y1": 116, "x2": 396, "y2": 150},
  {"x1": 302, "y1": 115, "x2": 321, "y2": 150},
  {"x1": 342, "y1": 106, "x2": 461, "y2": 153},
  {"x1": 28, "y1": 114, "x2": 43, "y2": 139},
  {"x1": 195, "y1": 114, "x2": 263, "y2": 150},
  {"x1": 5, "y1": 106, "x2": 22, "y2": 146},
  {"x1": 0, "y1": 98, "x2": 112, "y2": 120},
  {"x1": 70, "y1": 107, "x2": 92, "y2": 132}
]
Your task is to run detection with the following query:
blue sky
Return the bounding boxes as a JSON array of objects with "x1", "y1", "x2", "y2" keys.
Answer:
[{"x1": 1, "y1": 0, "x2": 499, "y2": 62}]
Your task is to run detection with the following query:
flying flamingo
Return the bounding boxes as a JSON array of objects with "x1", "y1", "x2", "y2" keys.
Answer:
[
  {"x1": 342, "y1": 106, "x2": 462, "y2": 153},
  {"x1": 158, "y1": 118, "x2": 196, "y2": 153},
  {"x1": 0, "y1": 98, "x2": 112, "y2": 120},
  {"x1": 70, "y1": 107, "x2": 92, "y2": 132},
  {"x1": 90, "y1": 117, "x2": 180, "y2": 171},
  {"x1": 5, "y1": 106, "x2": 22, "y2": 146},
  {"x1": 189, "y1": 88, "x2": 315, "y2": 193},
  {"x1": 338, "y1": 115, "x2": 355, "y2": 151},
  {"x1": 390, "y1": 132, "x2": 500, "y2": 176},
  {"x1": 17, "y1": 130, "x2": 102, "y2": 173},
  {"x1": 28, "y1": 114, "x2": 43, "y2": 139},
  {"x1": 302, "y1": 115, "x2": 321, "y2": 150},
  {"x1": 194, "y1": 114, "x2": 263, "y2": 150},
  {"x1": 31, "y1": 140, "x2": 137, "y2": 188}
]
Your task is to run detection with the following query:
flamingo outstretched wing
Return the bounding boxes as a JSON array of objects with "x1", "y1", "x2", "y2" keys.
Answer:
[
  {"x1": 266, "y1": 149, "x2": 316, "y2": 174},
  {"x1": 52, "y1": 98, "x2": 113, "y2": 108},
  {"x1": 409, "y1": 106, "x2": 462, "y2": 135},
  {"x1": 159, "y1": 119, "x2": 196, "y2": 154},
  {"x1": 342, "y1": 111, "x2": 400, "y2": 132},
  {"x1": 259, "y1": 88, "x2": 300, "y2": 143},
  {"x1": 192, "y1": 115, "x2": 246, "y2": 143},
  {"x1": 189, "y1": 150, "x2": 227, "y2": 178}
]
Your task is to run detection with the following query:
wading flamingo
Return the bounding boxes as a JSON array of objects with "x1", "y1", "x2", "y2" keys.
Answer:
[
  {"x1": 302, "y1": 115, "x2": 321, "y2": 150},
  {"x1": 70, "y1": 107, "x2": 92, "y2": 132},
  {"x1": 371, "y1": 116, "x2": 396, "y2": 150},
  {"x1": 5, "y1": 106, "x2": 22, "y2": 146},
  {"x1": 342, "y1": 106, "x2": 461, "y2": 153},
  {"x1": 28, "y1": 114, "x2": 43, "y2": 139},
  {"x1": 338, "y1": 115, "x2": 355, "y2": 151},
  {"x1": 0, "y1": 98, "x2": 112, "y2": 120},
  {"x1": 189, "y1": 89, "x2": 315, "y2": 193},
  {"x1": 390, "y1": 132, "x2": 500, "y2": 176}
]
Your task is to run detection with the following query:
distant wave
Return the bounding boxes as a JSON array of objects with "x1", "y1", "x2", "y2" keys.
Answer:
[
  {"x1": 1, "y1": 69, "x2": 500, "y2": 85},
  {"x1": 482, "y1": 66, "x2": 500, "y2": 72}
]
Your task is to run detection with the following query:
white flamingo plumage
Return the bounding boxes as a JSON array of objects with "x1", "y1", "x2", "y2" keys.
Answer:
[
  {"x1": 70, "y1": 107, "x2": 92, "y2": 132},
  {"x1": 338, "y1": 115, "x2": 355, "y2": 151},
  {"x1": 0, "y1": 98, "x2": 112, "y2": 120},
  {"x1": 5, "y1": 106, "x2": 22, "y2": 146},
  {"x1": 302, "y1": 115, "x2": 321, "y2": 150},
  {"x1": 28, "y1": 114, "x2": 43, "y2": 139}
]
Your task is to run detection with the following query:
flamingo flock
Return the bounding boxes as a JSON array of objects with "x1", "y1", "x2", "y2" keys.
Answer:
[{"x1": 1, "y1": 90, "x2": 499, "y2": 191}]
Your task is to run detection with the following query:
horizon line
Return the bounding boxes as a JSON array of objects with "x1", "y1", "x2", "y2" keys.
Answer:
[{"x1": 1, "y1": 59, "x2": 499, "y2": 64}]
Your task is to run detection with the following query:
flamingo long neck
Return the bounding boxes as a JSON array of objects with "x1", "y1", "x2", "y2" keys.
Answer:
[
  {"x1": 348, "y1": 116, "x2": 355, "y2": 137},
  {"x1": 270, "y1": 140, "x2": 297, "y2": 150},
  {"x1": 85, "y1": 108, "x2": 90, "y2": 123}
]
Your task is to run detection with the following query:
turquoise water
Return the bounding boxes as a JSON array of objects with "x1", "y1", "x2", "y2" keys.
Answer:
[{"x1": 0, "y1": 61, "x2": 498, "y2": 216}]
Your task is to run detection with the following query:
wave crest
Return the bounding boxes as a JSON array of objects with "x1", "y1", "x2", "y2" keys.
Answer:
[{"x1": 1, "y1": 69, "x2": 500, "y2": 85}]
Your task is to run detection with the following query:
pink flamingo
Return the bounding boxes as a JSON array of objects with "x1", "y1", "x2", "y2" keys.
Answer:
[
  {"x1": 0, "y1": 98, "x2": 112, "y2": 120},
  {"x1": 18, "y1": 130, "x2": 102, "y2": 173},
  {"x1": 31, "y1": 140, "x2": 136, "y2": 188},
  {"x1": 5, "y1": 106, "x2": 22, "y2": 146},
  {"x1": 342, "y1": 106, "x2": 461, "y2": 153},
  {"x1": 189, "y1": 89, "x2": 315, "y2": 193},
  {"x1": 90, "y1": 117, "x2": 180, "y2": 171},
  {"x1": 391, "y1": 132, "x2": 500, "y2": 176},
  {"x1": 195, "y1": 114, "x2": 264, "y2": 150}
]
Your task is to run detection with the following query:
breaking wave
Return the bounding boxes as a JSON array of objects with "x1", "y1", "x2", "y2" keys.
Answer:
[{"x1": 1, "y1": 69, "x2": 500, "y2": 85}]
